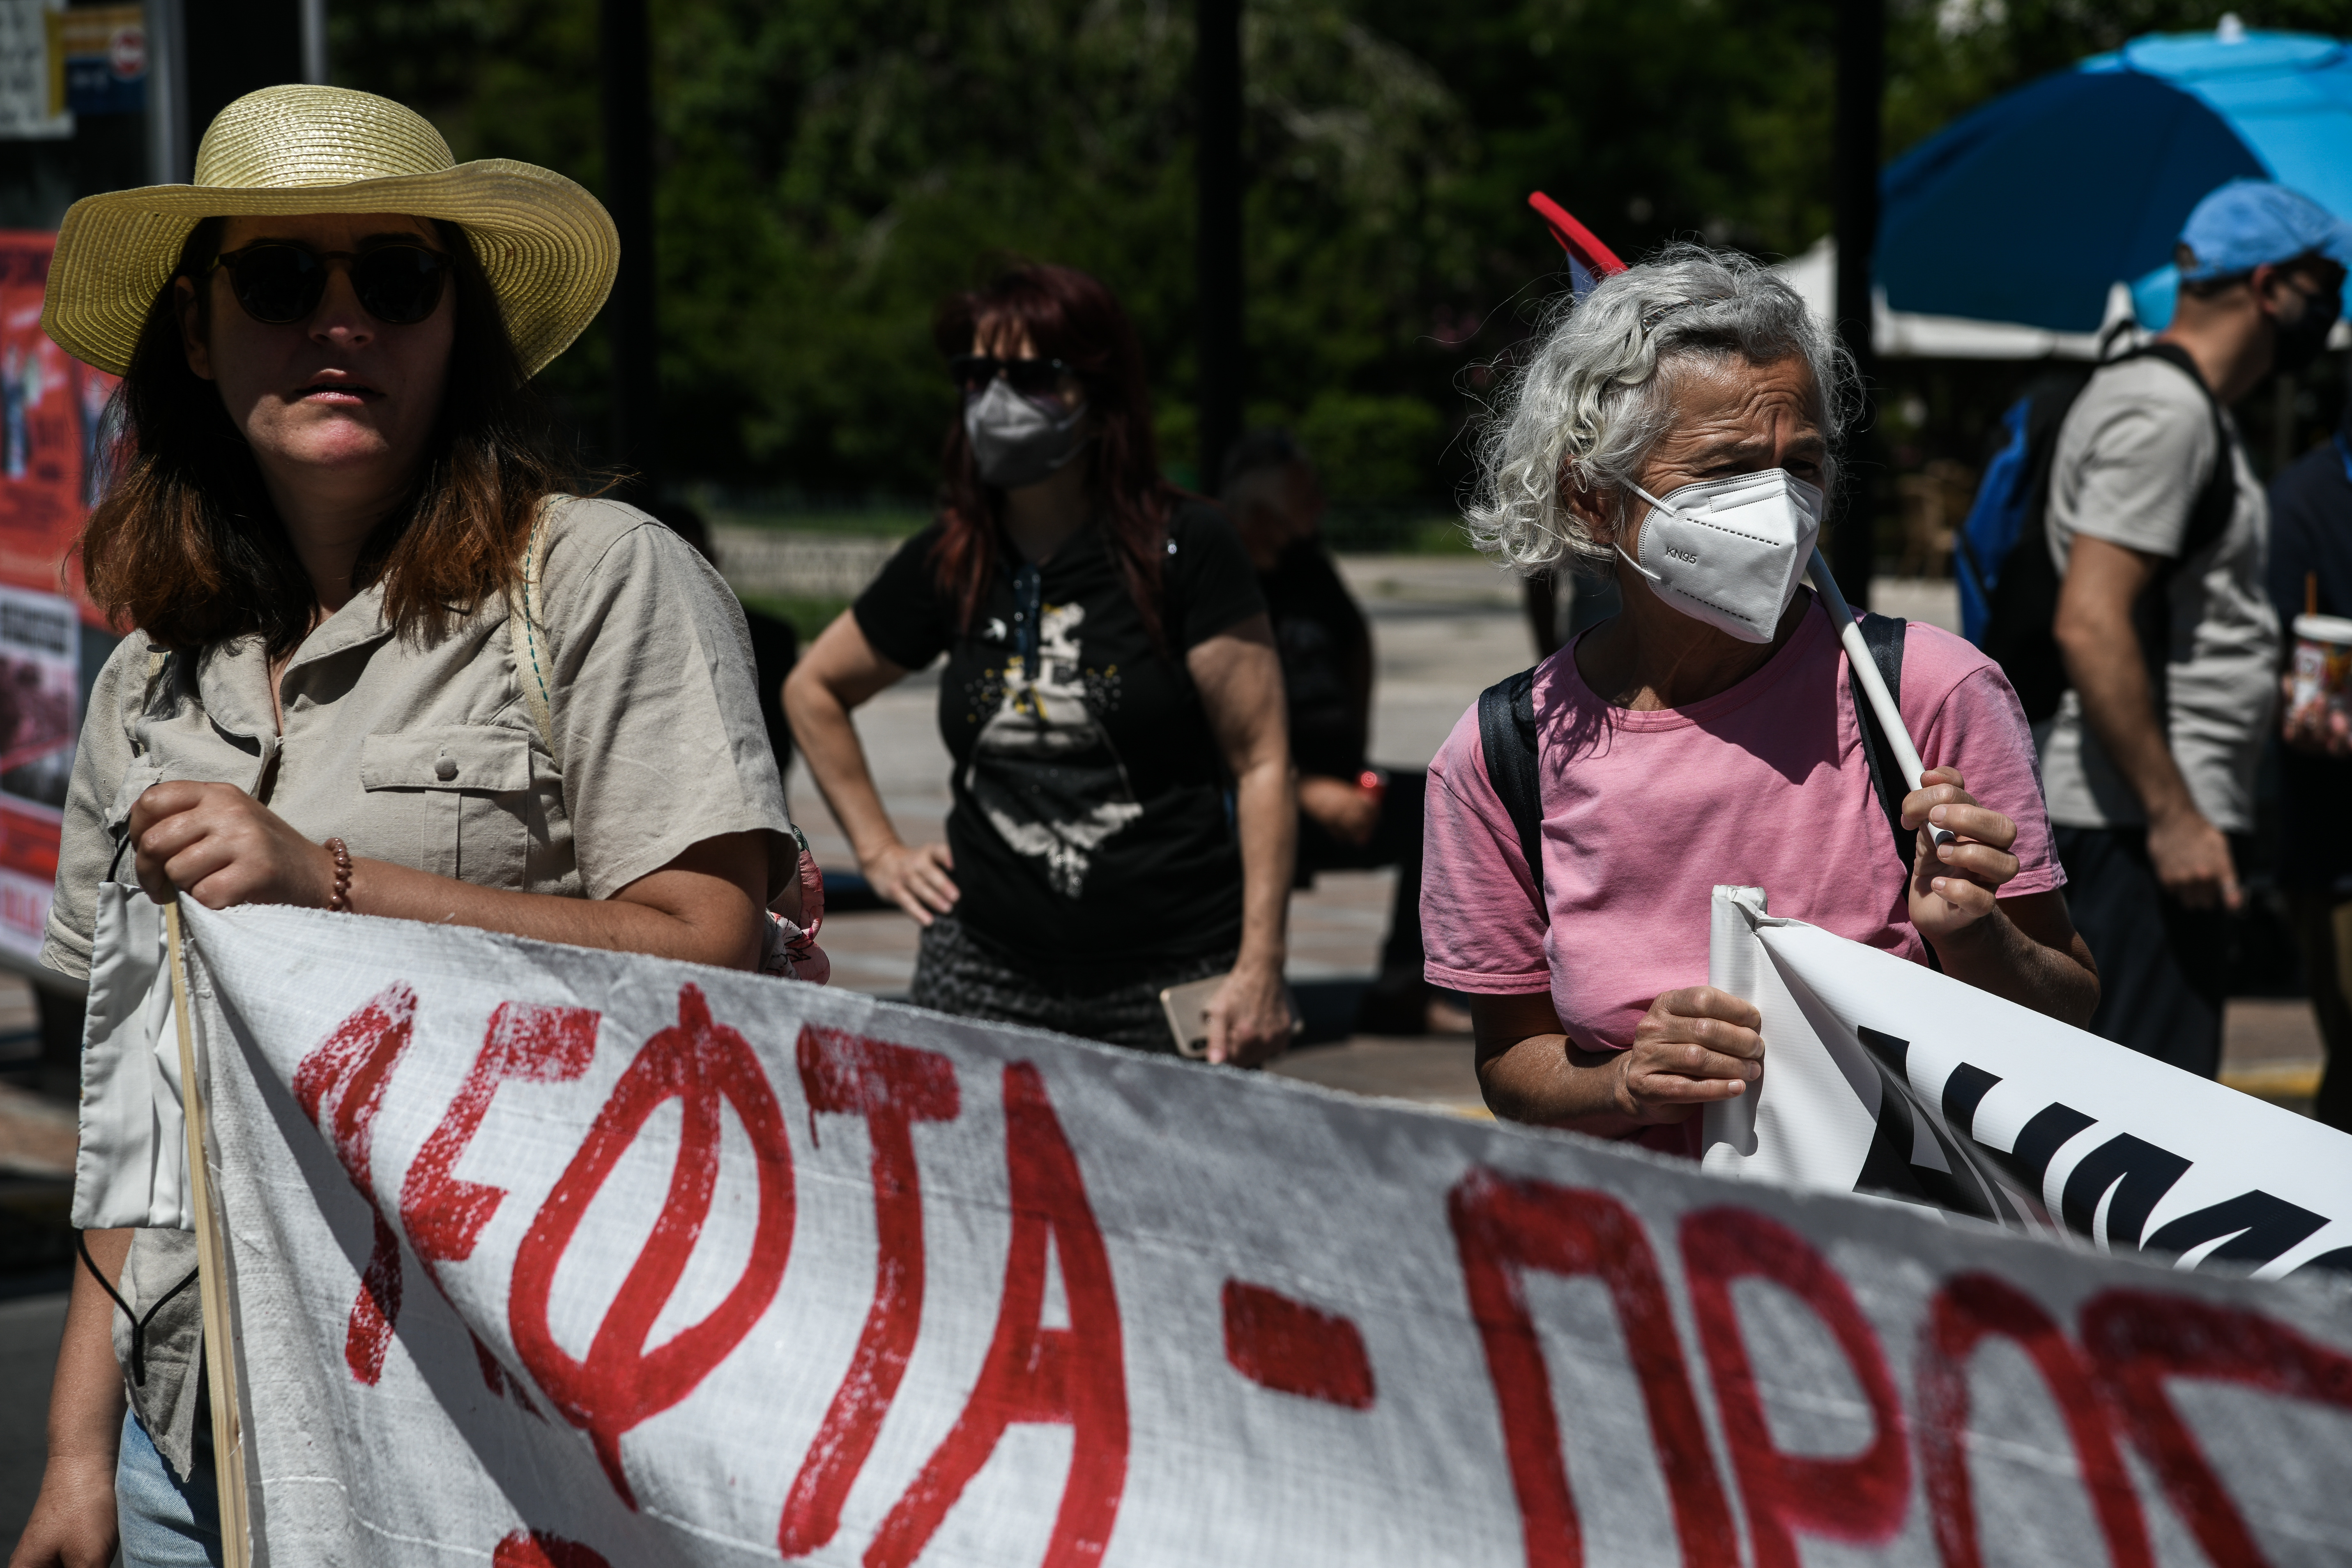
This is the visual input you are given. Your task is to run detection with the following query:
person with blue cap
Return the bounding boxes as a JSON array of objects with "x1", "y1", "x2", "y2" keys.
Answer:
[{"x1": 2038, "y1": 178, "x2": 2345, "y2": 1078}]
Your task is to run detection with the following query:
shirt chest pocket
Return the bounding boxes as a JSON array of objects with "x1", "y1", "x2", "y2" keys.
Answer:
[{"x1": 358, "y1": 725, "x2": 535, "y2": 889}]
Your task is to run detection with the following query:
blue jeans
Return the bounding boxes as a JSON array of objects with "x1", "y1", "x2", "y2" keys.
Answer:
[{"x1": 116, "y1": 1407, "x2": 221, "y2": 1568}]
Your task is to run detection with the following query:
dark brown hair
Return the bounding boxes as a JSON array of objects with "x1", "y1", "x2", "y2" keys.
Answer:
[
  {"x1": 930, "y1": 263, "x2": 1174, "y2": 645},
  {"x1": 78, "y1": 216, "x2": 577, "y2": 657}
]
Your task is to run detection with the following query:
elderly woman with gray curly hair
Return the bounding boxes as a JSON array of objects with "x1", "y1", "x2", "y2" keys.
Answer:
[{"x1": 1421, "y1": 245, "x2": 2099, "y2": 1152}]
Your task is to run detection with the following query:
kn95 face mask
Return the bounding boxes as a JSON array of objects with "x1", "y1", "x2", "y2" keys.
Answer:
[
  {"x1": 965, "y1": 377, "x2": 1091, "y2": 489},
  {"x1": 1616, "y1": 467, "x2": 1825, "y2": 642}
]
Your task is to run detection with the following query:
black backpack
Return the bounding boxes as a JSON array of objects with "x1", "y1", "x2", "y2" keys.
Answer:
[
  {"x1": 1477, "y1": 613, "x2": 1919, "y2": 909},
  {"x1": 1969, "y1": 342, "x2": 2237, "y2": 724}
]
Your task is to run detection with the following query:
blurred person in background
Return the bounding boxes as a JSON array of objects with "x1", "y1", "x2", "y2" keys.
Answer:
[
  {"x1": 2035, "y1": 181, "x2": 2335, "y2": 1079},
  {"x1": 2266, "y1": 399, "x2": 2352, "y2": 1131},
  {"x1": 1220, "y1": 428, "x2": 1466, "y2": 1034},
  {"x1": 1427, "y1": 246, "x2": 2095, "y2": 1151},
  {"x1": 652, "y1": 501, "x2": 801, "y2": 776},
  {"x1": 785, "y1": 264, "x2": 1295, "y2": 1063},
  {"x1": 16, "y1": 87, "x2": 796, "y2": 1568}
]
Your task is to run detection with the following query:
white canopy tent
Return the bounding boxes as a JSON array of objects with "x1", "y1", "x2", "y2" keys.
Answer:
[
  {"x1": 1772, "y1": 237, "x2": 2137, "y2": 360},
  {"x1": 1774, "y1": 235, "x2": 2350, "y2": 359}
]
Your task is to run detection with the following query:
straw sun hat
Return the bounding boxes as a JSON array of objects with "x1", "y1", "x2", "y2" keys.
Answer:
[{"x1": 42, "y1": 84, "x2": 618, "y2": 379}]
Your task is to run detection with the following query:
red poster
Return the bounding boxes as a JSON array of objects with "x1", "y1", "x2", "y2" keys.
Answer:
[
  {"x1": 0, "y1": 230, "x2": 112, "y2": 620},
  {"x1": 0, "y1": 230, "x2": 113, "y2": 962}
]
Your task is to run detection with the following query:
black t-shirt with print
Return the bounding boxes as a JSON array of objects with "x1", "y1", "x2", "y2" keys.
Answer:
[{"x1": 854, "y1": 500, "x2": 1266, "y2": 985}]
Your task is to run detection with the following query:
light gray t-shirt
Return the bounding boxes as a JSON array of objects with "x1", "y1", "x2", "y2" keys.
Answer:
[{"x1": 2037, "y1": 355, "x2": 2280, "y2": 832}]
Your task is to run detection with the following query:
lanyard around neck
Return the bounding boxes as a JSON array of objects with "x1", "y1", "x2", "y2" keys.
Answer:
[{"x1": 1011, "y1": 561, "x2": 1043, "y2": 681}]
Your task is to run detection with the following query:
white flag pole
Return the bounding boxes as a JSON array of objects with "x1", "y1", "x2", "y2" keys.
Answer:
[
  {"x1": 167, "y1": 900, "x2": 252, "y2": 1568},
  {"x1": 1807, "y1": 548, "x2": 1955, "y2": 848}
]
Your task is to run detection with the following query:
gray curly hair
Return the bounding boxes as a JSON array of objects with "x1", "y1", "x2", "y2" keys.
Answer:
[{"x1": 1464, "y1": 243, "x2": 1855, "y2": 575}]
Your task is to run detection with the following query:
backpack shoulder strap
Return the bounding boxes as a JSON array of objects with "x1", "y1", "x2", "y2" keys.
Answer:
[
  {"x1": 1847, "y1": 611, "x2": 1915, "y2": 875},
  {"x1": 504, "y1": 501, "x2": 560, "y2": 765},
  {"x1": 1476, "y1": 665, "x2": 1544, "y2": 908}
]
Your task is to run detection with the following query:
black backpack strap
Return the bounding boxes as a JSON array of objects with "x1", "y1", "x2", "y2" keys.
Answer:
[
  {"x1": 1477, "y1": 666, "x2": 1544, "y2": 908},
  {"x1": 1848, "y1": 612, "x2": 1915, "y2": 875}
]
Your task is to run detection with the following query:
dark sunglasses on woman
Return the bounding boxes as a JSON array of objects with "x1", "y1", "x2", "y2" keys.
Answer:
[
  {"x1": 203, "y1": 241, "x2": 451, "y2": 327},
  {"x1": 948, "y1": 354, "x2": 1071, "y2": 397}
]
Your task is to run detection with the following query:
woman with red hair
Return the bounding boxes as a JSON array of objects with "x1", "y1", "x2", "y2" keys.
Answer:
[{"x1": 787, "y1": 264, "x2": 1296, "y2": 1061}]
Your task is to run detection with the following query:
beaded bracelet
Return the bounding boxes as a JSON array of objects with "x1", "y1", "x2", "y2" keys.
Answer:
[{"x1": 324, "y1": 837, "x2": 353, "y2": 912}]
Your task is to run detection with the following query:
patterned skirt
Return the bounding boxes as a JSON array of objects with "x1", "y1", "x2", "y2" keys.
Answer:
[{"x1": 908, "y1": 915, "x2": 1234, "y2": 1054}]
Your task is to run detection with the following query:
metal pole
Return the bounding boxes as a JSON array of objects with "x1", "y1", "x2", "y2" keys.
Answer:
[
  {"x1": 144, "y1": 0, "x2": 188, "y2": 183},
  {"x1": 599, "y1": 0, "x2": 658, "y2": 494},
  {"x1": 299, "y1": 0, "x2": 328, "y2": 85},
  {"x1": 1195, "y1": 0, "x2": 1242, "y2": 493},
  {"x1": 1831, "y1": 0, "x2": 1883, "y2": 609}
]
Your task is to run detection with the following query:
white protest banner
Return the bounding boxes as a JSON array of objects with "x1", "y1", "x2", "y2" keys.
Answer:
[
  {"x1": 1702, "y1": 884, "x2": 2352, "y2": 1278},
  {"x1": 177, "y1": 898, "x2": 2352, "y2": 1566}
]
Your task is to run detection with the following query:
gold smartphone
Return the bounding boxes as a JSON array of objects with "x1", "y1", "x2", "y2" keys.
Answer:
[{"x1": 1158, "y1": 973, "x2": 1303, "y2": 1059}]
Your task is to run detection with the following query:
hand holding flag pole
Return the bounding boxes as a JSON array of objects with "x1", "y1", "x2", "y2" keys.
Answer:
[{"x1": 1806, "y1": 550, "x2": 1956, "y2": 849}]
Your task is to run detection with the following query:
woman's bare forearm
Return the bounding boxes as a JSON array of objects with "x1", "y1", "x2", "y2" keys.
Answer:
[
  {"x1": 1930, "y1": 901, "x2": 2100, "y2": 1027},
  {"x1": 12, "y1": 1227, "x2": 132, "y2": 1568},
  {"x1": 1479, "y1": 1033, "x2": 1650, "y2": 1136},
  {"x1": 49, "y1": 1230, "x2": 129, "y2": 1459},
  {"x1": 342, "y1": 833, "x2": 768, "y2": 970},
  {"x1": 782, "y1": 669, "x2": 905, "y2": 867},
  {"x1": 1231, "y1": 755, "x2": 1294, "y2": 974}
]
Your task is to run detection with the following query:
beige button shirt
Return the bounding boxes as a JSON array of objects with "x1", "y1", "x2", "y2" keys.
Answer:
[{"x1": 44, "y1": 495, "x2": 793, "y2": 1473}]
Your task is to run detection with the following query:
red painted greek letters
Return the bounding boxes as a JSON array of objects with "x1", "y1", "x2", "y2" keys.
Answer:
[
  {"x1": 508, "y1": 983, "x2": 796, "y2": 1508},
  {"x1": 1220, "y1": 1280, "x2": 1376, "y2": 1410},
  {"x1": 491, "y1": 1530, "x2": 612, "y2": 1568},
  {"x1": 401, "y1": 1002, "x2": 600, "y2": 1283},
  {"x1": 1679, "y1": 1207, "x2": 1910, "y2": 1568},
  {"x1": 778, "y1": 1025, "x2": 961, "y2": 1557},
  {"x1": 864, "y1": 1063, "x2": 1128, "y2": 1568},
  {"x1": 1918, "y1": 1272, "x2": 2151, "y2": 1568},
  {"x1": 292, "y1": 983, "x2": 417, "y2": 1386},
  {"x1": 2083, "y1": 1288, "x2": 2352, "y2": 1567},
  {"x1": 1449, "y1": 1169, "x2": 1735, "y2": 1568}
]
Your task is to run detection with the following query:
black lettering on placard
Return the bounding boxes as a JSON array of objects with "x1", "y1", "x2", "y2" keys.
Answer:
[
  {"x1": 1940, "y1": 1064, "x2": 2002, "y2": 1135},
  {"x1": 2290, "y1": 1248, "x2": 2352, "y2": 1278},
  {"x1": 1852, "y1": 1056, "x2": 2009, "y2": 1225},
  {"x1": 2145, "y1": 1191, "x2": 2329, "y2": 1269},
  {"x1": 1920, "y1": 1103, "x2": 2025, "y2": 1228},
  {"x1": 1841, "y1": 1034, "x2": 2032, "y2": 1230},
  {"x1": 2060, "y1": 1134, "x2": 2191, "y2": 1247},
  {"x1": 1855, "y1": 1026, "x2": 1909, "y2": 1075},
  {"x1": 1854, "y1": 1061, "x2": 1938, "y2": 1210},
  {"x1": 1987, "y1": 1103, "x2": 2096, "y2": 1198}
]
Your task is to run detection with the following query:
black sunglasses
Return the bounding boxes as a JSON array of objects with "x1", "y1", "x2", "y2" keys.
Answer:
[
  {"x1": 204, "y1": 241, "x2": 451, "y2": 327},
  {"x1": 948, "y1": 354, "x2": 1071, "y2": 397}
]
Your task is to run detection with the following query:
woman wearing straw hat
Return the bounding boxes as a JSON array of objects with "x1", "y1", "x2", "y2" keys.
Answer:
[{"x1": 14, "y1": 87, "x2": 798, "y2": 1568}]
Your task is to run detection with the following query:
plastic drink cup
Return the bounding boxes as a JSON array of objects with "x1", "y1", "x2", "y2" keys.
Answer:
[{"x1": 2289, "y1": 613, "x2": 2352, "y2": 732}]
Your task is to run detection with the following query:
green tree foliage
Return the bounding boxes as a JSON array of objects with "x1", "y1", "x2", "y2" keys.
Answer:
[{"x1": 332, "y1": 0, "x2": 2346, "y2": 507}]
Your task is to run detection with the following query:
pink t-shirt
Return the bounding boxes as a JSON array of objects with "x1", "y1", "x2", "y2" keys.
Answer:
[{"x1": 1422, "y1": 603, "x2": 2062, "y2": 1157}]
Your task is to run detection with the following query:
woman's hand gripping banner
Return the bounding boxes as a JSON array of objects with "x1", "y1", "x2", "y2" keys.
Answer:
[{"x1": 1702, "y1": 882, "x2": 2352, "y2": 1276}]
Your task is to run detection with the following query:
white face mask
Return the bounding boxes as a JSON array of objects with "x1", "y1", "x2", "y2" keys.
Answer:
[
  {"x1": 1616, "y1": 468, "x2": 1825, "y2": 643},
  {"x1": 965, "y1": 377, "x2": 1091, "y2": 489}
]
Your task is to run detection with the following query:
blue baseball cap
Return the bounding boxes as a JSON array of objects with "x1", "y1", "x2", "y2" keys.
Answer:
[{"x1": 2176, "y1": 178, "x2": 2352, "y2": 281}]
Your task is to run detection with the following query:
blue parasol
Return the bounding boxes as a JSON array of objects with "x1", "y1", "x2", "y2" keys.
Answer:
[{"x1": 1880, "y1": 21, "x2": 2352, "y2": 334}]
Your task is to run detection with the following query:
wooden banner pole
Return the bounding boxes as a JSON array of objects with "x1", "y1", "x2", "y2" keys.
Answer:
[{"x1": 166, "y1": 900, "x2": 252, "y2": 1567}]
